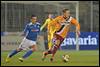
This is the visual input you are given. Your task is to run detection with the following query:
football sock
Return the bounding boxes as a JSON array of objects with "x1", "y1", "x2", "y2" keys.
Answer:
[
  {"x1": 22, "y1": 50, "x2": 33, "y2": 59},
  {"x1": 52, "y1": 45, "x2": 58, "y2": 55},
  {"x1": 48, "y1": 50, "x2": 52, "y2": 54},
  {"x1": 9, "y1": 49, "x2": 20, "y2": 58}
]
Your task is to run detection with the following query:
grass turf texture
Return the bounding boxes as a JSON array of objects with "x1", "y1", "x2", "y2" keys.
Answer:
[{"x1": 1, "y1": 50, "x2": 99, "y2": 66}]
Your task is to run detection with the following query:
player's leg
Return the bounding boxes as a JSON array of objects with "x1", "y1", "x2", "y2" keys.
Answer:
[
  {"x1": 49, "y1": 31, "x2": 54, "y2": 50},
  {"x1": 42, "y1": 41, "x2": 52, "y2": 60},
  {"x1": 7, "y1": 37, "x2": 28, "y2": 58},
  {"x1": 48, "y1": 32, "x2": 52, "y2": 50},
  {"x1": 48, "y1": 29, "x2": 56, "y2": 50},
  {"x1": 42, "y1": 41, "x2": 59, "y2": 62},
  {"x1": 42, "y1": 49, "x2": 52, "y2": 61},
  {"x1": 19, "y1": 45, "x2": 37, "y2": 62},
  {"x1": 5, "y1": 38, "x2": 26, "y2": 63},
  {"x1": 50, "y1": 34, "x2": 64, "y2": 62},
  {"x1": 6, "y1": 48, "x2": 22, "y2": 62},
  {"x1": 19, "y1": 40, "x2": 37, "y2": 62},
  {"x1": 8, "y1": 48, "x2": 22, "y2": 58},
  {"x1": 23, "y1": 45, "x2": 37, "y2": 58},
  {"x1": 42, "y1": 40, "x2": 53, "y2": 61},
  {"x1": 50, "y1": 39, "x2": 60, "y2": 62},
  {"x1": 42, "y1": 34, "x2": 56, "y2": 61}
]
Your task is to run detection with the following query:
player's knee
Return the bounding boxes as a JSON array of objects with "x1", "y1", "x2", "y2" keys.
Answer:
[
  {"x1": 16, "y1": 48, "x2": 22, "y2": 52},
  {"x1": 31, "y1": 47, "x2": 37, "y2": 51},
  {"x1": 30, "y1": 45, "x2": 37, "y2": 51}
]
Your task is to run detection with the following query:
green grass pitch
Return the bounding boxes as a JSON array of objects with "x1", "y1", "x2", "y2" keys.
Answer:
[{"x1": 1, "y1": 50, "x2": 99, "y2": 66}]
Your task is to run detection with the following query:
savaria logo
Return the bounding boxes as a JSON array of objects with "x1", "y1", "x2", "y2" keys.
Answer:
[{"x1": 61, "y1": 35, "x2": 98, "y2": 46}]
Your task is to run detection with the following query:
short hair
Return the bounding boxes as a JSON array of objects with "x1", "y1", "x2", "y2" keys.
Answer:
[
  {"x1": 62, "y1": 9, "x2": 70, "y2": 13},
  {"x1": 31, "y1": 14, "x2": 36, "y2": 18}
]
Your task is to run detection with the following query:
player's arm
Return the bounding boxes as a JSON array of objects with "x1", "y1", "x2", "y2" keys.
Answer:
[
  {"x1": 37, "y1": 23, "x2": 41, "y2": 33},
  {"x1": 21, "y1": 24, "x2": 29, "y2": 36},
  {"x1": 71, "y1": 18, "x2": 80, "y2": 36},
  {"x1": 48, "y1": 16, "x2": 60, "y2": 32},
  {"x1": 24, "y1": 24, "x2": 28, "y2": 33},
  {"x1": 40, "y1": 19, "x2": 48, "y2": 31}
]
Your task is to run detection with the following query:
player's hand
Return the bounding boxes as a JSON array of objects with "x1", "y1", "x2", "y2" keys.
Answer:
[{"x1": 40, "y1": 28, "x2": 43, "y2": 31}]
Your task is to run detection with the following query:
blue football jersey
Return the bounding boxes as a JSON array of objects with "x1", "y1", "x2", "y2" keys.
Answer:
[{"x1": 24, "y1": 22, "x2": 40, "y2": 41}]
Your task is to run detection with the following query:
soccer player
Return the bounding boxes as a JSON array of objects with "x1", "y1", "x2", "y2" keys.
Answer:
[
  {"x1": 40, "y1": 14, "x2": 54, "y2": 50},
  {"x1": 42, "y1": 9, "x2": 80, "y2": 62},
  {"x1": 6, "y1": 15, "x2": 40, "y2": 62}
]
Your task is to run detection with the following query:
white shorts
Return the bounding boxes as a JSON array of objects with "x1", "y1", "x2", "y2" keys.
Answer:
[{"x1": 19, "y1": 38, "x2": 36, "y2": 50}]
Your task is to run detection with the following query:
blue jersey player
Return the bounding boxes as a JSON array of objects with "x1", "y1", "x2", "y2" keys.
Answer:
[{"x1": 6, "y1": 15, "x2": 40, "y2": 62}]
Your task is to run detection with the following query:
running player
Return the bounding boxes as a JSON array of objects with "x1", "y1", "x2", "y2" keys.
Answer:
[
  {"x1": 40, "y1": 14, "x2": 54, "y2": 50},
  {"x1": 6, "y1": 15, "x2": 40, "y2": 62},
  {"x1": 42, "y1": 9, "x2": 80, "y2": 62}
]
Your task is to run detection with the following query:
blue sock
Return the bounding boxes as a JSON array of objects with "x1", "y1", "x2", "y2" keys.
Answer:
[
  {"x1": 22, "y1": 50, "x2": 33, "y2": 59},
  {"x1": 9, "y1": 50, "x2": 19, "y2": 58}
]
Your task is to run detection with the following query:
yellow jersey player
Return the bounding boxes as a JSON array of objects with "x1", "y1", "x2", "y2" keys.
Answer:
[
  {"x1": 42, "y1": 9, "x2": 80, "y2": 62},
  {"x1": 40, "y1": 14, "x2": 54, "y2": 50}
]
